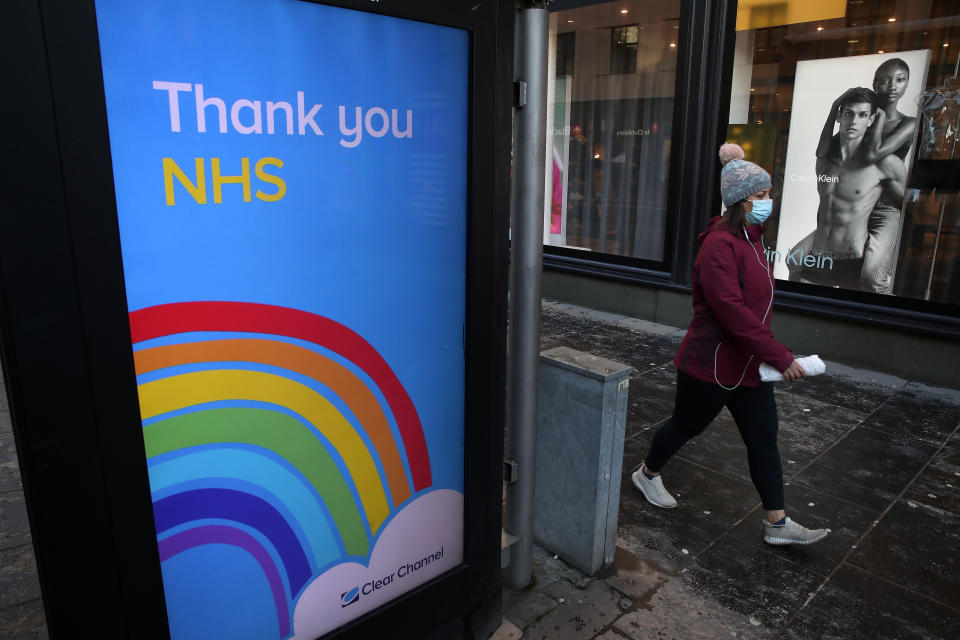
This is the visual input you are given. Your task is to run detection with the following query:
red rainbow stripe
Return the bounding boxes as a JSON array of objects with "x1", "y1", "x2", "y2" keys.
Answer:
[{"x1": 129, "y1": 301, "x2": 431, "y2": 491}]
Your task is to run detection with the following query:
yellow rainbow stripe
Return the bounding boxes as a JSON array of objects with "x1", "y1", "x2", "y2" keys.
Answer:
[
  {"x1": 138, "y1": 369, "x2": 390, "y2": 533},
  {"x1": 133, "y1": 338, "x2": 412, "y2": 507}
]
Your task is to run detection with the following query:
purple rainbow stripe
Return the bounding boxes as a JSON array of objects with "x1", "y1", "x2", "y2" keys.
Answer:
[
  {"x1": 153, "y1": 488, "x2": 311, "y2": 595},
  {"x1": 158, "y1": 525, "x2": 290, "y2": 637}
]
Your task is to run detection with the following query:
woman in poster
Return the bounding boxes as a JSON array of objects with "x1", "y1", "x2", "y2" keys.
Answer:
[{"x1": 814, "y1": 58, "x2": 916, "y2": 293}]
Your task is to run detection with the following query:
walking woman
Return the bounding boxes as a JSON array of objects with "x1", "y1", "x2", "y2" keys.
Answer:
[{"x1": 632, "y1": 143, "x2": 828, "y2": 546}]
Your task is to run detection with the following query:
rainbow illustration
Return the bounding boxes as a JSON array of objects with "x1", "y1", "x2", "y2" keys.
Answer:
[{"x1": 131, "y1": 301, "x2": 431, "y2": 639}]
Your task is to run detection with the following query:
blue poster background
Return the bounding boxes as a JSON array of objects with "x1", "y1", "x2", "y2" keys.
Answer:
[
  {"x1": 95, "y1": 1, "x2": 468, "y2": 637},
  {"x1": 95, "y1": 0, "x2": 467, "y2": 492}
]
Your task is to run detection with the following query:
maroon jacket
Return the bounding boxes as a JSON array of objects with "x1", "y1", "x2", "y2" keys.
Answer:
[{"x1": 674, "y1": 216, "x2": 794, "y2": 387}]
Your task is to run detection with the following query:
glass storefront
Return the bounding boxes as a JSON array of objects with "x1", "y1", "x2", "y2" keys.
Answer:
[
  {"x1": 542, "y1": 0, "x2": 960, "y2": 331},
  {"x1": 546, "y1": 0, "x2": 682, "y2": 263},
  {"x1": 729, "y1": 0, "x2": 960, "y2": 304}
]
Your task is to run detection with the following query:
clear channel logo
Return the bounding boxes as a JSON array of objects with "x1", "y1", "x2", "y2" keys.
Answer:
[
  {"x1": 340, "y1": 586, "x2": 360, "y2": 608},
  {"x1": 337, "y1": 546, "x2": 445, "y2": 608}
]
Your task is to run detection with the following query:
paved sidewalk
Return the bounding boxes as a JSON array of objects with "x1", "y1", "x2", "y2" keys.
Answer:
[
  {"x1": 0, "y1": 373, "x2": 47, "y2": 639},
  {"x1": 502, "y1": 301, "x2": 960, "y2": 640}
]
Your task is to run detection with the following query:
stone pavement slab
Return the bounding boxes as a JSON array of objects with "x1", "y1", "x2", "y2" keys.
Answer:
[
  {"x1": 849, "y1": 499, "x2": 960, "y2": 610},
  {"x1": 0, "y1": 546, "x2": 41, "y2": 610},
  {"x1": 0, "y1": 372, "x2": 45, "y2": 639},
  {"x1": 601, "y1": 547, "x2": 673, "y2": 602},
  {"x1": 612, "y1": 576, "x2": 775, "y2": 640},
  {"x1": 780, "y1": 564, "x2": 958, "y2": 640},
  {"x1": 679, "y1": 536, "x2": 824, "y2": 630},
  {"x1": 793, "y1": 426, "x2": 939, "y2": 512},
  {"x1": 624, "y1": 365, "x2": 675, "y2": 436},
  {"x1": 904, "y1": 432, "x2": 960, "y2": 514},
  {"x1": 0, "y1": 492, "x2": 32, "y2": 550},
  {"x1": 0, "y1": 433, "x2": 23, "y2": 494},
  {"x1": 489, "y1": 619, "x2": 522, "y2": 640},
  {"x1": 860, "y1": 382, "x2": 960, "y2": 446},
  {"x1": 0, "y1": 599, "x2": 47, "y2": 640},
  {"x1": 502, "y1": 584, "x2": 558, "y2": 630},
  {"x1": 523, "y1": 579, "x2": 626, "y2": 640},
  {"x1": 502, "y1": 545, "x2": 593, "y2": 630},
  {"x1": 775, "y1": 358, "x2": 906, "y2": 415}
]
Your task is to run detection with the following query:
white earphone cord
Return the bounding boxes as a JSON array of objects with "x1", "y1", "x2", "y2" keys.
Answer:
[{"x1": 713, "y1": 228, "x2": 774, "y2": 391}]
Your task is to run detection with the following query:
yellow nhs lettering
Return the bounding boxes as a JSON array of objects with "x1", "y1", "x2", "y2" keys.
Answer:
[{"x1": 162, "y1": 157, "x2": 286, "y2": 205}]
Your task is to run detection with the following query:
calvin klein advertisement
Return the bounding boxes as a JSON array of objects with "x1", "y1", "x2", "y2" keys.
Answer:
[{"x1": 774, "y1": 50, "x2": 930, "y2": 294}]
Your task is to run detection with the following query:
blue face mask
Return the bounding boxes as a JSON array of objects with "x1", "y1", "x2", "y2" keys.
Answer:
[{"x1": 745, "y1": 198, "x2": 773, "y2": 225}]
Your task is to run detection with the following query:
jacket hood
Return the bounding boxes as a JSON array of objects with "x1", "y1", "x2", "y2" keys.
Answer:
[{"x1": 698, "y1": 216, "x2": 725, "y2": 244}]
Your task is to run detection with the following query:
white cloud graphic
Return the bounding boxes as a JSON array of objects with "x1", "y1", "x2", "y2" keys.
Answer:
[{"x1": 290, "y1": 490, "x2": 463, "y2": 639}]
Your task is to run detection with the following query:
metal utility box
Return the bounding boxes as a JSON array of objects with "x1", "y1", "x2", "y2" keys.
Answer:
[{"x1": 534, "y1": 347, "x2": 632, "y2": 575}]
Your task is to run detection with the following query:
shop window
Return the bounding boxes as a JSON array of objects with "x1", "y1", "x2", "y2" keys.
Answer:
[
  {"x1": 557, "y1": 31, "x2": 576, "y2": 77},
  {"x1": 610, "y1": 25, "x2": 639, "y2": 75},
  {"x1": 728, "y1": 0, "x2": 960, "y2": 305},
  {"x1": 546, "y1": 1, "x2": 681, "y2": 263}
]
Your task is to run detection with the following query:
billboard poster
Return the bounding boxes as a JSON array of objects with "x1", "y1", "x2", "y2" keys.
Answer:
[
  {"x1": 548, "y1": 75, "x2": 572, "y2": 246},
  {"x1": 774, "y1": 50, "x2": 930, "y2": 294},
  {"x1": 93, "y1": 0, "x2": 468, "y2": 638}
]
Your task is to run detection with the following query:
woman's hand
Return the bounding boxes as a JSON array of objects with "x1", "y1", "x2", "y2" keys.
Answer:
[{"x1": 782, "y1": 359, "x2": 807, "y2": 382}]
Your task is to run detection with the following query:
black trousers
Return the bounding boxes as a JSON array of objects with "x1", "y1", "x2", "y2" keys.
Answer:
[{"x1": 644, "y1": 369, "x2": 785, "y2": 510}]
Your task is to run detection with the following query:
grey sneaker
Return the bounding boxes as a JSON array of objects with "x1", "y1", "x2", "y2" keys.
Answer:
[
  {"x1": 632, "y1": 466, "x2": 677, "y2": 509},
  {"x1": 762, "y1": 517, "x2": 828, "y2": 546}
]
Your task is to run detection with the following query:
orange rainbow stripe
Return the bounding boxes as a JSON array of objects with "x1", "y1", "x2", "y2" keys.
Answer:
[{"x1": 135, "y1": 338, "x2": 411, "y2": 506}]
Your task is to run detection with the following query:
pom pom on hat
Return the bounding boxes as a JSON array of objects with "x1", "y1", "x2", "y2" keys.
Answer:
[{"x1": 718, "y1": 143, "x2": 745, "y2": 166}]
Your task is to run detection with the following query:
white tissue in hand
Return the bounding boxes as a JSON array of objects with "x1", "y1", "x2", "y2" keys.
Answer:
[{"x1": 759, "y1": 355, "x2": 826, "y2": 382}]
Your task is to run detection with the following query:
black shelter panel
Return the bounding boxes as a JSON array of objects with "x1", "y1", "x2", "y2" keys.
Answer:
[
  {"x1": 1, "y1": 0, "x2": 162, "y2": 637},
  {"x1": 1, "y1": 0, "x2": 512, "y2": 638}
]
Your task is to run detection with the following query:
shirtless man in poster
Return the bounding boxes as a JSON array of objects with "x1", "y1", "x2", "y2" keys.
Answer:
[{"x1": 788, "y1": 88, "x2": 906, "y2": 288}]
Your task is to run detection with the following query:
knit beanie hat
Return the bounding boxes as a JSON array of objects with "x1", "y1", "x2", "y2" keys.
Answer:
[{"x1": 718, "y1": 143, "x2": 771, "y2": 207}]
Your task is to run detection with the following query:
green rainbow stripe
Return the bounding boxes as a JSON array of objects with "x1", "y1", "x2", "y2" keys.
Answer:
[
  {"x1": 139, "y1": 369, "x2": 390, "y2": 533},
  {"x1": 143, "y1": 407, "x2": 368, "y2": 556},
  {"x1": 134, "y1": 338, "x2": 412, "y2": 507}
]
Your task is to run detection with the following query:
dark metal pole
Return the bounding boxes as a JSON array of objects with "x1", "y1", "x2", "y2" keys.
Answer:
[{"x1": 505, "y1": 3, "x2": 547, "y2": 590}]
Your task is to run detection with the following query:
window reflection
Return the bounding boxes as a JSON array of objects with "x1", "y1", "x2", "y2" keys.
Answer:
[{"x1": 547, "y1": 0, "x2": 681, "y2": 262}]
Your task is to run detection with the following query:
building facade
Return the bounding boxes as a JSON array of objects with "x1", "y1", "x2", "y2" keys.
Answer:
[{"x1": 540, "y1": 0, "x2": 960, "y2": 387}]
